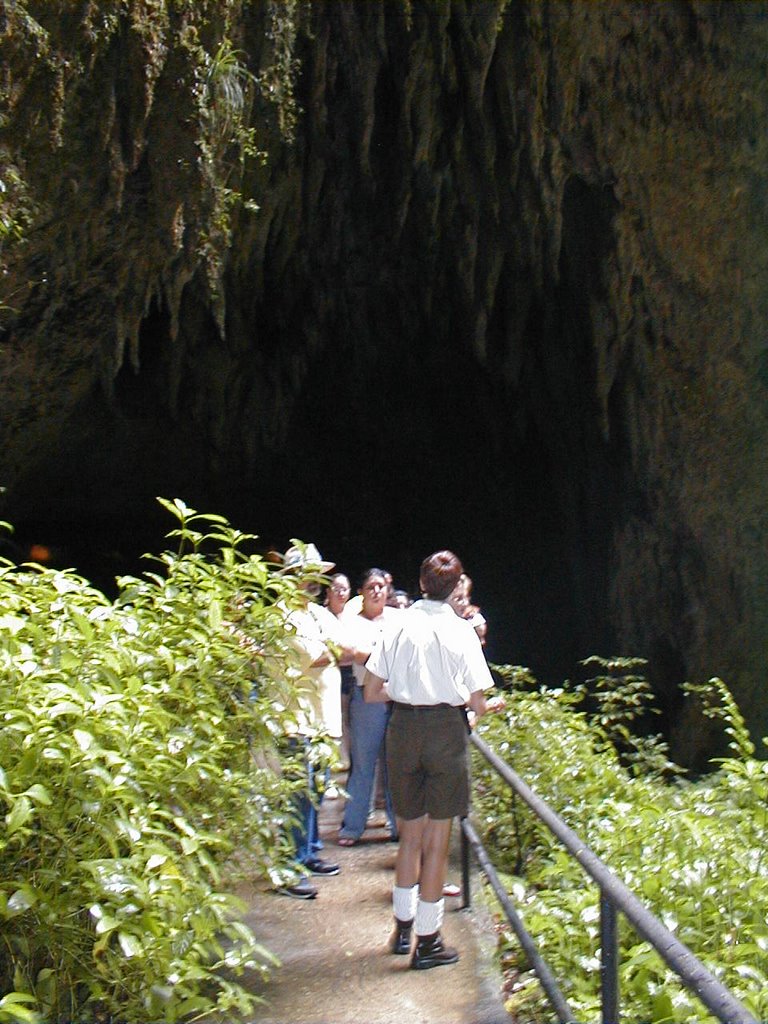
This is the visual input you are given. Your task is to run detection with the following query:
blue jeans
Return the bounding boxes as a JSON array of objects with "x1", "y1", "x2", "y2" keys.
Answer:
[
  {"x1": 288, "y1": 738, "x2": 328, "y2": 865},
  {"x1": 339, "y1": 687, "x2": 397, "y2": 840}
]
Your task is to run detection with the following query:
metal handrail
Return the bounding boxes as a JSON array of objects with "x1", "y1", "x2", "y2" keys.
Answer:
[{"x1": 461, "y1": 731, "x2": 758, "y2": 1024}]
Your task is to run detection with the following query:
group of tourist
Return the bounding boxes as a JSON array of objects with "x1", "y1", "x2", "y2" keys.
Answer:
[{"x1": 278, "y1": 542, "x2": 500, "y2": 971}]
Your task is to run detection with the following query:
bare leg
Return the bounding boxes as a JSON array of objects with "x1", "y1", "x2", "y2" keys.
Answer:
[
  {"x1": 393, "y1": 816, "x2": 458, "y2": 967},
  {"x1": 395, "y1": 815, "x2": 453, "y2": 899},
  {"x1": 419, "y1": 818, "x2": 453, "y2": 902},
  {"x1": 395, "y1": 815, "x2": 426, "y2": 887}
]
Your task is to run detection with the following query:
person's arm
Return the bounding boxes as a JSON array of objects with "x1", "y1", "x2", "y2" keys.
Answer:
[
  {"x1": 309, "y1": 648, "x2": 333, "y2": 668},
  {"x1": 363, "y1": 668, "x2": 388, "y2": 703},
  {"x1": 468, "y1": 688, "x2": 488, "y2": 718},
  {"x1": 313, "y1": 639, "x2": 360, "y2": 667},
  {"x1": 467, "y1": 688, "x2": 505, "y2": 729},
  {"x1": 462, "y1": 623, "x2": 503, "y2": 719},
  {"x1": 335, "y1": 642, "x2": 358, "y2": 666}
]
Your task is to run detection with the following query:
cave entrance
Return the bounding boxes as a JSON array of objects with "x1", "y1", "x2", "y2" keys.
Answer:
[
  {"x1": 5, "y1": 180, "x2": 629, "y2": 693},
  {"x1": 250, "y1": 173, "x2": 626, "y2": 684}
]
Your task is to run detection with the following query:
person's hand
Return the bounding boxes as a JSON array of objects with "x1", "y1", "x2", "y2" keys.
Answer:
[
  {"x1": 336, "y1": 643, "x2": 358, "y2": 665},
  {"x1": 485, "y1": 694, "x2": 506, "y2": 714}
]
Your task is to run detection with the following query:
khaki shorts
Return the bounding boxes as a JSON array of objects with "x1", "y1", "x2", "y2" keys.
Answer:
[{"x1": 386, "y1": 703, "x2": 470, "y2": 821}]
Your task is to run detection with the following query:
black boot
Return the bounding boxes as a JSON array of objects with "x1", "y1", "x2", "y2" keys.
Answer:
[
  {"x1": 389, "y1": 917, "x2": 413, "y2": 955},
  {"x1": 410, "y1": 931, "x2": 460, "y2": 970}
]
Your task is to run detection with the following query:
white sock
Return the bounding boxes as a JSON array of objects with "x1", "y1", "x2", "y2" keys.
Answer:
[
  {"x1": 414, "y1": 897, "x2": 444, "y2": 936},
  {"x1": 393, "y1": 885, "x2": 418, "y2": 922}
]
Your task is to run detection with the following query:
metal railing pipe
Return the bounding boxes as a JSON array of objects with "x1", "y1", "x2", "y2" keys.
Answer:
[
  {"x1": 461, "y1": 816, "x2": 575, "y2": 1024},
  {"x1": 470, "y1": 731, "x2": 757, "y2": 1024},
  {"x1": 460, "y1": 813, "x2": 472, "y2": 911}
]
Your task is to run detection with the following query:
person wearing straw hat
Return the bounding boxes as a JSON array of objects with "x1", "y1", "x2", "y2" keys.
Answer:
[{"x1": 278, "y1": 542, "x2": 356, "y2": 898}]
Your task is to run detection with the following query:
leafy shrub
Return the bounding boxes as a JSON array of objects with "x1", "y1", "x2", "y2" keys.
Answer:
[
  {"x1": 474, "y1": 660, "x2": 768, "y2": 1023},
  {"x1": 0, "y1": 500, "x2": 329, "y2": 1023}
]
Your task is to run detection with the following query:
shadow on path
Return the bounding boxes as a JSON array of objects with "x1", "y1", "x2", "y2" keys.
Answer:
[{"x1": 239, "y1": 784, "x2": 511, "y2": 1024}]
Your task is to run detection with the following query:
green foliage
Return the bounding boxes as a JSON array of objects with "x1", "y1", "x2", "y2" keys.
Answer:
[
  {"x1": 0, "y1": 162, "x2": 38, "y2": 248},
  {"x1": 195, "y1": 33, "x2": 264, "y2": 281},
  {"x1": 0, "y1": 1, "x2": 302, "y2": 307},
  {"x1": 208, "y1": 38, "x2": 254, "y2": 111},
  {"x1": 0, "y1": 502, "x2": 330, "y2": 1023},
  {"x1": 260, "y1": 0, "x2": 301, "y2": 143},
  {"x1": 580, "y1": 655, "x2": 685, "y2": 780},
  {"x1": 683, "y1": 676, "x2": 756, "y2": 760},
  {"x1": 476, "y1": 662, "x2": 768, "y2": 1022}
]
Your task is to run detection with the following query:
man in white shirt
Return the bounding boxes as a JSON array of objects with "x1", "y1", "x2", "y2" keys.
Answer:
[
  {"x1": 364, "y1": 550, "x2": 496, "y2": 970},
  {"x1": 280, "y1": 543, "x2": 355, "y2": 898}
]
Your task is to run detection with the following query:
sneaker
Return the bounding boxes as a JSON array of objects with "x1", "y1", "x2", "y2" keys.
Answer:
[
  {"x1": 304, "y1": 857, "x2": 341, "y2": 876},
  {"x1": 411, "y1": 931, "x2": 460, "y2": 970},
  {"x1": 277, "y1": 876, "x2": 318, "y2": 899}
]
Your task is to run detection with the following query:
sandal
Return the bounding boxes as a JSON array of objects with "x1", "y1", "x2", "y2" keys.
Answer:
[{"x1": 337, "y1": 836, "x2": 358, "y2": 847}]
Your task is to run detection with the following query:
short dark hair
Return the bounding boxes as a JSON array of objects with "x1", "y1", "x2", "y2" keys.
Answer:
[
  {"x1": 420, "y1": 550, "x2": 463, "y2": 600},
  {"x1": 359, "y1": 567, "x2": 388, "y2": 590}
]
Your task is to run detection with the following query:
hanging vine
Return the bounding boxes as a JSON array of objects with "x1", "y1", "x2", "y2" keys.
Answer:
[{"x1": 0, "y1": 0, "x2": 302, "y2": 335}]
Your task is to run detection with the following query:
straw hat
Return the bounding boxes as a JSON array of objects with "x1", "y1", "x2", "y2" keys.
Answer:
[{"x1": 281, "y1": 542, "x2": 335, "y2": 573}]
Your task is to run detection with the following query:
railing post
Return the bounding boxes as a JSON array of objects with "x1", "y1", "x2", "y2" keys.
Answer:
[
  {"x1": 460, "y1": 815, "x2": 471, "y2": 909},
  {"x1": 600, "y1": 889, "x2": 619, "y2": 1023},
  {"x1": 470, "y1": 731, "x2": 757, "y2": 1024}
]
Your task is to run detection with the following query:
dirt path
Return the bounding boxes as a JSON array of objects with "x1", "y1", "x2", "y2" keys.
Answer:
[{"x1": 239, "y1": 787, "x2": 511, "y2": 1024}]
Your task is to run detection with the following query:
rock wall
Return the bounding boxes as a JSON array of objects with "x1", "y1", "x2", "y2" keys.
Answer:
[{"x1": 1, "y1": 1, "x2": 767, "y2": 765}]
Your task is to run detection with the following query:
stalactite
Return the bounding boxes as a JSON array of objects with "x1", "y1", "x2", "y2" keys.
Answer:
[{"x1": 1, "y1": 1, "x2": 767, "y2": 765}]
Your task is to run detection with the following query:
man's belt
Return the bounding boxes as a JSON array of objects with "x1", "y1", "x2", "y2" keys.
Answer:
[{"x1": 391, "y1": 701, "x2": 462, "y2": 710}]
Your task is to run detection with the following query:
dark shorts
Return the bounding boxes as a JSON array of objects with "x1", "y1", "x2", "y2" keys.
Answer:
[{"x1": 386, "y1": 703, "x2": 470, "y2": 821}]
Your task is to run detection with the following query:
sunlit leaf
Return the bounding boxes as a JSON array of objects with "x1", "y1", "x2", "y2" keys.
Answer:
[
  {"x1": 6, "y1": 886, "x2": 37, "y2": 913},
  {"x1": 117, "y1": 931, "x2": 143, "y2": 958},
  {"x1": 72, "y1": 729, "x2": 95, "y2": 751},
  {"x1": 6, "y1": 796, "x2": 32, "y2": 834},
  {"x1": 94, "y1": 914, "x2": 120, "y2": 936},
  {"x1": 0, "y1": 991, "x2": 41, "y2": 1024},
  {"x1": 22, "y1": 784, "x2": 51, "y2": 805},
  {"x1": 48, "y1": 701, "x2": 82, "y2": 718}
]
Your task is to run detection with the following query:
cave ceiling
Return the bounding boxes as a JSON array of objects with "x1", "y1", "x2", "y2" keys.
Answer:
[{"x1": 1, "y1": 0, "x2": 768, "y2": 765}]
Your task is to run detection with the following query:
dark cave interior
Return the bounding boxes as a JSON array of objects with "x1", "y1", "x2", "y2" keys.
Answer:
[
  {"x1": 0, "y1": 183, "x2": 711, "y2": 764},
  {"x1": 4, "y1": 180, "x2": 632, "y2": 700}
]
